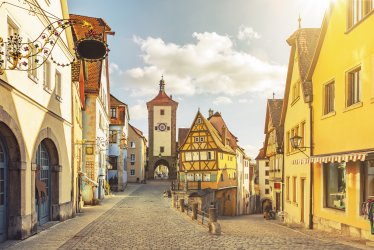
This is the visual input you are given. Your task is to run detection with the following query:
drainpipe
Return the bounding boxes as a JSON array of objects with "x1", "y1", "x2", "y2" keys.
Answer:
[{"x1": 308, "y1": 102, "x2": 314, "y2": 229}]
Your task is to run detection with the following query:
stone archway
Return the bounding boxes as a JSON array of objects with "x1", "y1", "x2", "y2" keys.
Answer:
[
  {"x1": 153, "y1": 159, "x2": 170, "y2": 180},
  {"x1": 31, "y1": 128, "x2": 61, "y2": 224},
  {"x1": 0, "y1": 108, "x2": 27, "y2": 240}
]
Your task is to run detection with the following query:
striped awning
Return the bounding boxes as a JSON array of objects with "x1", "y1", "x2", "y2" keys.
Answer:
[{"x1": 292, "y1": 152, "x2": 373, "y2": 165}]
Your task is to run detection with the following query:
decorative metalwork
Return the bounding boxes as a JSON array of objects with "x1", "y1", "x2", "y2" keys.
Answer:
[
  {"x1": 96, "y1": 136, "x2": 109, "y2": 151},
  {"x1": 0, "y1": 18, "x2": 109, "y2": 75}
]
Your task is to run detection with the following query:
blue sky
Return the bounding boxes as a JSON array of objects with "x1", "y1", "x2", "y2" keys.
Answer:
[{"x1": 68, "y1": 0, "x2": 329, "y2": 159}]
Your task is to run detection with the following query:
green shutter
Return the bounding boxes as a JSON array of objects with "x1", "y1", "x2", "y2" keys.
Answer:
[
  {"x1": 210, "y1": 174, "x2": 217, "y2": 182},
  {"x1": 180, "y1": 173, "x2": 185, "y2": 181}
]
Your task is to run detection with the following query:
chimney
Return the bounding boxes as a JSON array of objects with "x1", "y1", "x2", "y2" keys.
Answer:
[
  {"x1": 208, "y1": 109, "x2": 214, "y2": 117},
  {"x1": 222, "y1": 125, "x2": 227, "y2": 146},
  {"x1": 170, "y1": 95, "x2": 173, "y2": 99}
]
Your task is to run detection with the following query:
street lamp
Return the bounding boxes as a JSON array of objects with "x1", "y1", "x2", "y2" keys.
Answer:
[
  {"x1": 290, "y1": 135, "x2": 303, "y2": 149},
  {"x1": 290, "y1": 135, "x2": 310, "y2": 157}
]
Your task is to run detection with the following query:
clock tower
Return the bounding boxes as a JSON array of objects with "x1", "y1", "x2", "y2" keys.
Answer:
[{"x1": 146, "y1": 77, "x2": 178, "y2": 179}]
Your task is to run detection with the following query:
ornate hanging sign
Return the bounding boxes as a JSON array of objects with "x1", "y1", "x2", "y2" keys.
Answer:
[{"x1": 0, "y1": 18, "x2": 109, "y2": 75}]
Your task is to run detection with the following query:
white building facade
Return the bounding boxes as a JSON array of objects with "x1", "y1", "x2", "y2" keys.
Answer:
[{"x1": 0, "y1": 0, "x2": 74, "y2": 241}]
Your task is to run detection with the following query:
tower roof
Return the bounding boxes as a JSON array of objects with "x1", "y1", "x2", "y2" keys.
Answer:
[{"x1": 147, "y1": 77, "x2": 178, "y2": 107}]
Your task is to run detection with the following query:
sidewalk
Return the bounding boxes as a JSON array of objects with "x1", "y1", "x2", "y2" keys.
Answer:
[
  {"x1": 0, "y1": 184, "x2": 143, "y2": 250},
  {"x1": 266, "y1": 216, "x2": 371, "y2": 250}
]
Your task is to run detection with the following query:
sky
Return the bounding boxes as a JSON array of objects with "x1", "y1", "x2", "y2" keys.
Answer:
[{"x1": 68, "y1": 0, "x2": 330, "y2": 159}]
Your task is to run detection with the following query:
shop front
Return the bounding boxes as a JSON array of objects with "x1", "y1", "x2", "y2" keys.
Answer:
[{"x1": 312, "y1": 152, "x2": 374, "y2": 239}]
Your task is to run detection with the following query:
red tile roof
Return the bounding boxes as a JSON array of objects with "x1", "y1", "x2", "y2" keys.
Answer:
[{"x1": 208, "y1": 112, "x2": 238, "y2": 150}]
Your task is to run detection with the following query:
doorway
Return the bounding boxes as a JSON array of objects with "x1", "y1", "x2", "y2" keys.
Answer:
[
  {"x1": 36, "y1": 142, "x2": 51, "y2": 225},
  {"x1": 0, "y1": 139, "x2": 7, "y2": 241}
]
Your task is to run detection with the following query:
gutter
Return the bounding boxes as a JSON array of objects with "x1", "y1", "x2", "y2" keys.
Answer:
[{"x1": 308, "y1": 102, "x2": 314, "y2": 229}]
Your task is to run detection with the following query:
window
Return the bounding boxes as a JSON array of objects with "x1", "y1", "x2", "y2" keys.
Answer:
[
  {"x1": 292, "y1": 81, "x2": 300, "y2": 102},
  {"x1": 187, "y1": 173, "x2": 194, "y2": 181},
  {"x1": 195, "y1": 173, "x2": 202, "y2": 181},
  {"x1": 185, "y1": 152, "x2": 192, "y2": 161},
  {"x1": 361, "y1": 160, "x2": 374, "y2": 215},
  {"x1": 207, "y1": 151, "x2": 214, "y2": 160},
  {"x1": 200, "y1": 137, "x2": 205, "y2": 142},
  {"x1": 265, "y1": 189, "x2": 270, "y2": 195},
  {"x1": 7, "y1": 19, "x2": 18, "y2": 37},
  {"x1": 203, "y1": 173, "x2": 210, "y2": 182},
  {"x1": 324, "y1": 81, "x2": 335, "y2": 115},
  {"x1": 160, "y1": 109, "x2": 165, "y2": 115},
  {"x1": 130, "y1": 169, "x2": 135, "y2": 176},
  {"x1": 111, "y1": 108, "x2": 116, "y2": 118},
  {"x1": 347, "y1": 67, "x2": 361, "y2": 107},
  {"x1": 130, "y1": 142, "x2": 135, "y2": 148},
  {"x1": 286, "y1": 176, "x2": 290, "y2": 201},
  {"x1": 192, "y1": 152, "x2": 199, "y2": 161},
  {"x1": 160, "y1": 146, "x2": 164, "y2": 153},
  {"x1": 109, "y1": 130, "x2": 117, "y2": 143},
  {"x1": 28, "y1": 41, "x2": 38, "y2": 80},
  {"x1": 43, "y1": 60, "x2": 51, "y2": 90},
  {"x1": 194, "y1": 137, "x2": 199, "y2": 142},
  {"x1": 109, "y1": 156, "x2": 117, "y2": 170},
  {"x1": 130, "y1": 154, "x2": 135, "y2": 162},
  {"x1": 265, "y1": 161, "x2": 269, "y2": 167},
  {"x1": 348, "y1": 0, "x2": 370, "y2": 28},
  {"x1": 265, "y1": 170, "x2": 269, "y2": 176},
  {"x1": 196, "y1": 118, "x2": 202, "y2": 124},
  {"x1": 200, "y1": 151, "x2": 207, "y2": 160},
  {"x1": 55, "y1": 70, "x2": 62, "y2": 99},
  {"x1": 324, "y1": 162, "x2": 346, "y2": 210},
  {"x1": 293, "y1": 176, "x2": 297, "y2": 203},
  {"x1": 265, "y1": 179, "x2": 269, "y2": 185}
]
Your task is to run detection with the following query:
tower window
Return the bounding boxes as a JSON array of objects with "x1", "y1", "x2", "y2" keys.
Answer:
[
  {"x1": 160, "y1": 146, "x2": 165, "y2": 153},
  {"x1": 160, "y1": 109, "x2": 165, "y2": 115}
]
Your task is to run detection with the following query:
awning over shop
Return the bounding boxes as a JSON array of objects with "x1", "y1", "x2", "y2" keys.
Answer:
[{"x1": 292, "y1": 151, "x2": 374, "y2": 165}]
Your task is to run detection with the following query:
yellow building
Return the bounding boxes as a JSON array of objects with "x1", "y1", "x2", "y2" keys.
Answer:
[
  {"x1": 305, "y1": 0, "x2": 374, "y2": 239},
  {"x1": 179, "y1": 111, "x2": 237, "y2": 216},
  {"x1": 263, "y1": 99, "x2": 284, "y2": 212},
  {"x1": 281, "y1": 28, "x2": 320, "y2": 228}
]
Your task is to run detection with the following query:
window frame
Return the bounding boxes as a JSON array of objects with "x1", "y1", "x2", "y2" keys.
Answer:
[
  {"x1": 346, "y1": 66, "x2": 362, "y2": 107},
  {"x1": 55, "y1": 70, "x2": 62, "y2": 100},
  {"x1": 323, "y1": 80, "x2": 335, "y2": 115},
  {"x1": 111, "y1": 108, "x2": 117, "y2": 119}
]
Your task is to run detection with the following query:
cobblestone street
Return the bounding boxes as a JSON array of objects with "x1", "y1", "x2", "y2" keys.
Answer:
[{"x1": 2, "y1": 181, "x2": 369, "y2": 250}]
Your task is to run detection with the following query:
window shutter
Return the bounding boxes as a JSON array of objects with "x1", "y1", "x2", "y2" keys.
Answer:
[{"x1": 210, "y1": 174, "x2": 217, "y2": 182}]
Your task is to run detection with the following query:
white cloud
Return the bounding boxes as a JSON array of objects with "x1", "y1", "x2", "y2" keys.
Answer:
[
  {"x1": 238, "y1": 98, "x2": 248, "y2": 103},
  {"x1": 242, "y1": 144, "x2": 260, "y2": 160},
  {"x1": 213, "y1": 96, "x2": 232, "y2": 105},
  {"x1": 129, "y1": 102, "x2": 147, "y2": 121},
  {"x1": 237, "y1": 25, "x2": 261, "y2": 42},
  {"x1": 121, "y1": 30, "x2": 286, "y2": 97},
  {"x1": 109, "y1": 63, "x2": 122, "y2": 75}
]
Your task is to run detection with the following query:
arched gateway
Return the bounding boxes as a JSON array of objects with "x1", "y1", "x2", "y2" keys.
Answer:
[{"x1": 146, "y1": 77, "x2": 178, "y2": 179}]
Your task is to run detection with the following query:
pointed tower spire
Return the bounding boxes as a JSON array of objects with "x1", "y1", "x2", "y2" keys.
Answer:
[
  {"x1": 298, "y1": 15, "x2": 302, "y2": 29},
  {"x1": 159, "y1": 75, "x2": 165, "y2": 92}
]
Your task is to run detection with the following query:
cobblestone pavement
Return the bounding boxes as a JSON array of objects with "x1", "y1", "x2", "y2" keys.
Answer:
[{"x1": 3, "y1": 181, "x2": 368, "y2": 249}]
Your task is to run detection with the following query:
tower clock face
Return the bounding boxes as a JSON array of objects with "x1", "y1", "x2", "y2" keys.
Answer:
[{"x1": 158, "y1": 123, "x2": 167, "y2": 131}]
